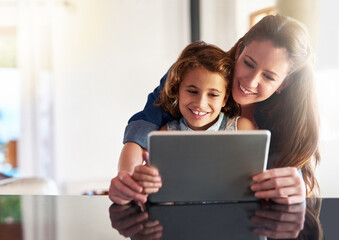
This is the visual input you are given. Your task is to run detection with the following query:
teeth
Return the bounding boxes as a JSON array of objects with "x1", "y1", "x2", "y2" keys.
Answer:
[
  {"x1": 192, "y1": 110, "x2": 207, "y2": 116},
  {"x1": 240, "y1": 84, "x2": 254, "y2": 95}
]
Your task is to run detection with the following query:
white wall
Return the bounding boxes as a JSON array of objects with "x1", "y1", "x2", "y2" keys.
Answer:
[
  {"x1": 200, "y1": 0, "x2": 237, "y2": 50},
  {"x1": 200, "y1": 0, "x2": 276, "y2": 51},
  {"x1": 51, "y1": 0, "x2": 190, "y2": 193}
]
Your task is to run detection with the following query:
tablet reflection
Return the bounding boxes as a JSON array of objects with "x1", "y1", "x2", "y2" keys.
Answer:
[{"x1": 109, "y1": 199, "x2": 323, "y2": 240}]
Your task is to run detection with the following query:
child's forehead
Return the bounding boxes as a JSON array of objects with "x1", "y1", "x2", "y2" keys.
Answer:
[
  {"x1": 181, "y1": 68, "x2": 228, "y2": 89},
  {"x1": 184, "y1": 67, "x2": 230, "y2": 81}
]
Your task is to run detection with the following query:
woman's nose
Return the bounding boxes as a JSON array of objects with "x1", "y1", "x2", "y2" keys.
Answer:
[{"x1": 247, "y1": 71, "x2": 261, "y2": 88}]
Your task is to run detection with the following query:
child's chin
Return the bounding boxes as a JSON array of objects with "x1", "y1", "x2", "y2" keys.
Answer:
[{"x1": 188, "y1": 123, "x2": 208, "y2": 131}]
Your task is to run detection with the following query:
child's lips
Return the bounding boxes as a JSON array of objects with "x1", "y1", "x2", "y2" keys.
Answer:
[{"x1": 190, "y1": 109, "x2": 209, "y2": 118}]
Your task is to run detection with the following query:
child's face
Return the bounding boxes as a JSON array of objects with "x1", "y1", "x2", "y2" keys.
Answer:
[{"x1": 178, "y1": 67, "x2": 228, "y2": 130}]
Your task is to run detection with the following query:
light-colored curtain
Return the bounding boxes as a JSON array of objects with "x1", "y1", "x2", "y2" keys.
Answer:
[{"x1": 17, "y1": 0, "x2": 54, "y2": 179}]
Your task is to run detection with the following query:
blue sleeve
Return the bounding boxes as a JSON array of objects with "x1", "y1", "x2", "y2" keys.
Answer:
[{"x1": 123, "y1": 71, "x2": 174, "y2": 148}]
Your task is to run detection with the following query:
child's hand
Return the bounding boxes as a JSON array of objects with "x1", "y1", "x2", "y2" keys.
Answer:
[
  {"x1": 109, "y1": 171, "x2": 147, "y2": 205},
  {"x1": 132, "y1": 165, "x2": 162, "y2": 195}
]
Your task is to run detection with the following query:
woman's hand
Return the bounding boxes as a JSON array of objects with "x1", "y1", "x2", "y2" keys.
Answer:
[
  {"x1": 132, "y1": 165, "x2": 162, "y2": 195},
  {"x1": 250, "y1": 167, "x2": 306, "y2": 205},
  {"x1": 109, "y1": 171, "x2": 148, "y2": 205},
  {"x1": 251, "y1": 201, "x2": 306, "y2": 239}
]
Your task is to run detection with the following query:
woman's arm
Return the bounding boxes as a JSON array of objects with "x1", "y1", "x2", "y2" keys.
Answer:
[{"x1": 123, "y1": 71, "x2": 173, "y2": 149}]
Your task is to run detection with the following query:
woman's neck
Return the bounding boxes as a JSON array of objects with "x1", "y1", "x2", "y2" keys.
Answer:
[{"x1": 240, "y1": 104, "x2": 256, "y2": 122}]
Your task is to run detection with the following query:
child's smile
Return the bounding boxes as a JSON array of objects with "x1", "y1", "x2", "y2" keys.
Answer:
[{"x1": 190, "y1": 109, "x2": 209, "y2": 118}]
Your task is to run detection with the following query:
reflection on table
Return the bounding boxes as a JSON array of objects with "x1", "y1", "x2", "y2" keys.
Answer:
[
  {"x1": 109, "y1": 198, "x2": 324, "y2": 240},
  {"x1": 0, "y1": 195, "x2": 329, "y2": 240}
]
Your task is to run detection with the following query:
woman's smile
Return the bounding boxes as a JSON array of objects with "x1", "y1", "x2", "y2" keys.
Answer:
[{"x1": 238, "y1": 82, "x2": 257, "y2": 95}]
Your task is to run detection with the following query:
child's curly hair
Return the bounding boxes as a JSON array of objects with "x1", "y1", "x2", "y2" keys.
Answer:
[{"x1": 157, "y1": 41, "x2": 239, "y2": 118}]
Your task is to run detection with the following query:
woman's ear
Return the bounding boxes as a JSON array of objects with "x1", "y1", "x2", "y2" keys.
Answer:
[{"x1": 276, "y1": 79, "x2": 290, "y2": 94}]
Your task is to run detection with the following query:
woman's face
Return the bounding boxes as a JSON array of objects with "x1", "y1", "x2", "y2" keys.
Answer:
[
  {"x1": 178, "y1": 67, "x2": 227, "y2": 130},
  {"x1": 232, "y1": 40, "x2": 291, "y2": 106}
]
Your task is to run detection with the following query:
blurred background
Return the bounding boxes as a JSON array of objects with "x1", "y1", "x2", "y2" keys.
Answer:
[{"x1": 0, "y1": 0, "x2": 337, "y2": 196}]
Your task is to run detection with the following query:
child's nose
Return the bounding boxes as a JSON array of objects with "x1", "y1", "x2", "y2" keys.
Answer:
[{"x1": 197, "y1": 95, "x2": 208, "y2": 108}]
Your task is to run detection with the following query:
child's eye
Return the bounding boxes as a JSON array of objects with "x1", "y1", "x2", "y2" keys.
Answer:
[
  {"x1": 187, "y1": 90, "x2": 198, "y2": 94},
  {"x1": 244, "y1": 60, "x2": 254, "y2": 69}
]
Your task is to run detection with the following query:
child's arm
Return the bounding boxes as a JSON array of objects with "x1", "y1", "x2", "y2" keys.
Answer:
[
  {"x1": 109, "y1": 142, "x2": 149, "y2": 204},
  {"x1": 118, "y1": 142, "x2": 145, "y2": 172},
  {"x1": 237, "y1": 117, "x2": 257, "y2": 130},
  {"x1": 132, "y1": 124, "x2": 167, "y2": 195}
]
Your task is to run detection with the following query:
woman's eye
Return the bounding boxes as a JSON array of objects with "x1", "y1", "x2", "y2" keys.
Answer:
[
  {"x1": 263, "y1": 73, "x2": 275, "y2": 81},
  {"x1": 244, "y1": 60, "x2": 254, "y2": 69},
  {"x1": 209, "y1": 93, "x2": 219, "y2": 97}
]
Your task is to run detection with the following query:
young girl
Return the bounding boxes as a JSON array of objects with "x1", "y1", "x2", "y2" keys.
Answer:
[
  {"x1": 129, "y1": 41, "x2": 255, "y2": 198},
  {"x1": 157, "y1": 41, "x2": 255, "y2": 132}
]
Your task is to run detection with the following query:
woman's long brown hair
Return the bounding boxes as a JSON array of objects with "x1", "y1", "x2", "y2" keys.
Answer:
[{"x1": 228, "y1": 14, "x2": 321, "y2": 196}]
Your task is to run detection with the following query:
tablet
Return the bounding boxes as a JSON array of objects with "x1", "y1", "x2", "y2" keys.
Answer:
[{"x1": 147, "y1": 130, "x2": 270, "y2": 203}]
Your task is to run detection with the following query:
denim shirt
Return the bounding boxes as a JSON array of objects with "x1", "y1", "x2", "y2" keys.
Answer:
[{"x1": 123, "y1": 71, "x2": 172, "y2": 149}]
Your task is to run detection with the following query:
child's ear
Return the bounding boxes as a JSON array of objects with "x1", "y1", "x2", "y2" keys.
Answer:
[{"x1": 223, "y1": 92, "x2": 230, "y2": 107}]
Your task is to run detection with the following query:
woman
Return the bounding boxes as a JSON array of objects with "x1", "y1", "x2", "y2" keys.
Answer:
[{"x1": 109, "y1": 14, "x2": 320, "y2": 205}]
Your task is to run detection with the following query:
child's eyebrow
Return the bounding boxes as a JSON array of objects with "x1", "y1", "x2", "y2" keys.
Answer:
[
  {"x1": 185, "y1": 85, "x2": 223, "y2": 93},
  {"x1": 209, "y1": 88, "x2": 223, "y2": 93},
  {"x1": 185, "y1": 84, "x2": 198, "y2": 88}
]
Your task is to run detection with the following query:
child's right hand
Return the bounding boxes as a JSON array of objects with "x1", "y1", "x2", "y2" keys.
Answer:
[
  {"x1": 132, "y1": 165, "x2": 162, "y2": 195},
  {"x1": 109, "y1": 171, "x2": 147, "y2": 205}
]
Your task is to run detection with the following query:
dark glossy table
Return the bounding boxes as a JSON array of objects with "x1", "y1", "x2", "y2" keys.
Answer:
[{"x1": 0, "y1": 195, "x2": 335, "y2": 239}]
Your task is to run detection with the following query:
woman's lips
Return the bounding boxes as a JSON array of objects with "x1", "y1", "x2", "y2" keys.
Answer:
[{"x1": 239, "y1": 82, "x2": 256, "y2": 95}]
